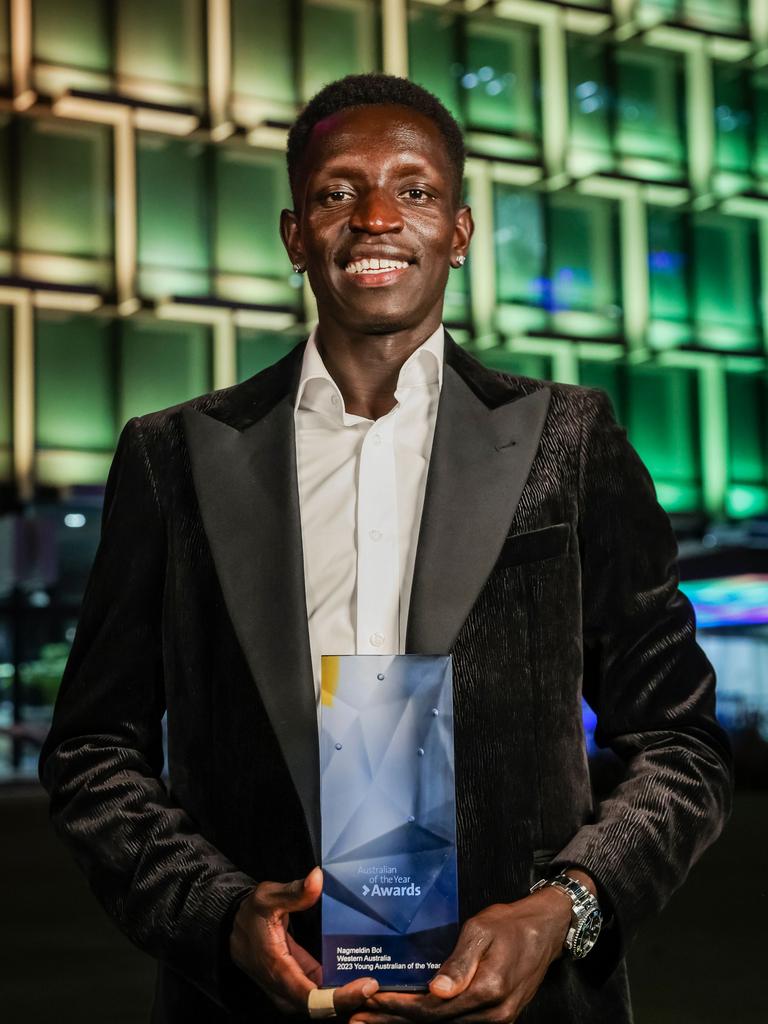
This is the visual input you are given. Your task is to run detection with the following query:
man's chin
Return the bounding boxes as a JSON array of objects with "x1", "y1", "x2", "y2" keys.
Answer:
[{"x1": 339, "y1": 308, "x2": 420, "y2": 336}]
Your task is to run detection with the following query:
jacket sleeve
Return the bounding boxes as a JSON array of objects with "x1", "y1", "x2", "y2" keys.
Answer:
[
  {"x1": 38, "y1": 416, "x2": 257, "y2": 1010},
  {"x1": 549, "y1": 388, "x2": 733, "y2": 977}
]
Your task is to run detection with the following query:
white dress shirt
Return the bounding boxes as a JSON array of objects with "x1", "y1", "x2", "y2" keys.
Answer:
[{"x1": 294, "y1": 325, "x2": 444, "y2": 705}]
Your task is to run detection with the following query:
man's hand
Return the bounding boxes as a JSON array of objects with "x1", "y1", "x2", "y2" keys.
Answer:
[
  {"x1": 230, "y1": 866, "x2": 379, "y2": 1016},
  {"x1": 351, "y1": 881, "x2": 582, "y2": 1024}
]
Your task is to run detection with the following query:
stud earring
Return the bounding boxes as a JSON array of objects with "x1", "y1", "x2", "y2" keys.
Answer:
[
  {"x1": 455, "y1": 254, "x2": 466, "y2": 267},
  {"x1": 292, "y1": 262, "x2": 305, "y2": 274}
]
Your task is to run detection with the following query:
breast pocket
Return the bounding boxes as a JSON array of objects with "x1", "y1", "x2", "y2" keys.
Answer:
[{"x1": 493, "y1": 522, "x2": 571, "y2": 572}]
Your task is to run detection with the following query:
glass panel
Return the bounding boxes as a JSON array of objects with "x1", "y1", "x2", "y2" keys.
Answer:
[
  {"x1": 726, "y1": 372, "x2": 767, "y2": 485},
  {"x1": 215, "y1": 147, "x2": 292, "y2": 280},
  {"x1": 463, "y1": 21, "x2": 538, "y2": 139},
  {"x1": 237, "y1": 328, "x2": 305, "y2": 381},
  {"x1": 444, "y1": 262, "x2": 469, "y2": 325},
  {"x1": 0, "y1": 115, "x2": 10, "y2": 261},
  {"x1": 628, "y1": 365, "x2": 701, "y2": 512},
  {"x1": 726, "y1": 368, "x2": 768, "y2": 517},
  {"x1": 137, "y1": 133, "x2": 210, "y2": 298},
  {"x1": 548, "y1": 194, "x2": 620, "y2": 319},
  {"x1": 494, "y1": 185, "x2": 545, "y2": 306},
  {"x1": 683, "y1": 0, "x2": 746, "y2": 33},
  {"x1": 18, "y1": 118, "x2": 113, "y2": 285},
  {"x1": 302, "y1": 0, "x2": 378, "y2": 102},
  {"x1": 647, "y1": 207, "x2": 691, "y2": 349},
  {"x1": 693, "y1": 214, "x2": 760, "y2": 350},
  {"x1": 567, "y1": 37, "x2": 612, "y2": 176},
  {"x1": 615, "y1": 47, "x2": 685, "y2": 175},
  {"x1": 231, "y1": 0, "x2": 296, "y2": 121},
  {"x1": 637, "y1": 0, "x2": 746, "y2": 33},
  {"x1": 118, "y1": 319, "x2": 211, "y2": 422},
  {"x1": 578, "y1": 362, "x2": 623, "y2": 418},
  {"x1": 713, "y1": 64, "x2": 752, "y2": 177},
  {"x1": 116, "y1": 0, "x2": 205, "y2": 108},
  {"x1": 753, "y1": 70, "x2": 768, "y2": 180},
  {"x1": 476, "y1": 349, "x2": 551, "y2": 380},
  {"x1": 33, "y1": 0, "x2": 111, "y2": 94},
  {"x1": 635, "y1": 1, "x2": 679, "y2": 25},
  {"x1": 408, "y1": 6, "x2": 461, "y2": 121},
  {"x1": 36, "y1": 312, "x2": 116, "y2": 451},
  {"x1": 0, "y1": 308, "x2": 11, "y2": 463}
]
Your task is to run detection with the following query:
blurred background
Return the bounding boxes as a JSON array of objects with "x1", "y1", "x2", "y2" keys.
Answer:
[{"x1": 0, "y1": 0, "x2": 765, "y2": 1021}]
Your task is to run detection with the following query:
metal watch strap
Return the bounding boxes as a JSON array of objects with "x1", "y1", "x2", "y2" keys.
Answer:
[{"x1": 530, "y1": 873, "x2": 602, "y2": 959}]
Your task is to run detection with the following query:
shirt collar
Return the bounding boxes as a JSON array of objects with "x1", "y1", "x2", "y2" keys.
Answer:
[{"x1": 294, "y1": 324, "x2": 444, "y2": 423}]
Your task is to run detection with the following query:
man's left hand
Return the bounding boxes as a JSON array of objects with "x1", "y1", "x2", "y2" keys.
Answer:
[{"x1": 349, "y1": 883, "x2": 578, "y2": 1024}]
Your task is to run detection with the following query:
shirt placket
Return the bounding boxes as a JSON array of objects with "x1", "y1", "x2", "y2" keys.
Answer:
[{"x1": 355, "y1": 410, "x2": 400, "y2": 655}]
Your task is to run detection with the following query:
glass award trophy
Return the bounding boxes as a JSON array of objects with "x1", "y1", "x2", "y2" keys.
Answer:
[{"x1": 320, "y1": 654, "x2": 458, "y2": 990}]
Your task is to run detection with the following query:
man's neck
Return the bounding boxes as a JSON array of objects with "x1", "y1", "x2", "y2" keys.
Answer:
[{"x1": 314, "y1": 318, "x2": 442, "y2": 420}]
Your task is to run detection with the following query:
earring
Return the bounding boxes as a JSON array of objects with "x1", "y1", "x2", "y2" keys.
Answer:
[
  {"x1": 455, "y1": 254, "x2": 466, "y2": 267},
  {"x1": 292, "y1": 262, "x2": 305, "y2": 274}
]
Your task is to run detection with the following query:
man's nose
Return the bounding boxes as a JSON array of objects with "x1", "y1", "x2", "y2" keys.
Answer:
[{"x1": 348, "y1": 190, "x2": 404, "y2": 234}]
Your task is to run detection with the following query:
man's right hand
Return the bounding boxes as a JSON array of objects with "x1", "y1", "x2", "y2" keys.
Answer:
[{"x1": 230, "y1": 866, "x2": 379, "y2": 1016}]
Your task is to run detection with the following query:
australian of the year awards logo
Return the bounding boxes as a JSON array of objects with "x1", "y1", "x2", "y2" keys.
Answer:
[{"x1": 359, "y1": 865, "x2": 422, "y2": 897}]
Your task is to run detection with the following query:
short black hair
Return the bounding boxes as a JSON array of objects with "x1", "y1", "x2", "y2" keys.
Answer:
[{"x1": 286, "y1": 73, "x2": 466, "y2": 207}]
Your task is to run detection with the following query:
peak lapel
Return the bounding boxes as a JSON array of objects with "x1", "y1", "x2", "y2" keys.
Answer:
[
  {"x1": 182, "y1": 350, "x2": 320, "y2": 860},
  {"x1": 406, "y1": 338, "x2": 551, "y2": 655}
]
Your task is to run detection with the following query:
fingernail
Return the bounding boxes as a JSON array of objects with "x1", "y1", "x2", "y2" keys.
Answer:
[
  {"x1": 432, "y1": 975, "x2": 454, "y2": 994},
  {"x1": 362, "y1": 981, "x2": 378, "y2": 997}
]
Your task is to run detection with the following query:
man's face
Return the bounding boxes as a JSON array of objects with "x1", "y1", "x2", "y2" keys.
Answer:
[{"x1": 281, "y1": 104, "x2": 472, "y2": 336}]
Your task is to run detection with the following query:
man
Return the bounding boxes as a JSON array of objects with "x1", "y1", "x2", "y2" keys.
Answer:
[{"x1": 39, "y1": 74, "x2": 732, "y2": 1024}]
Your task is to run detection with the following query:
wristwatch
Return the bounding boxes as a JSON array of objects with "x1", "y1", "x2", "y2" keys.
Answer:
[{"x1": 530, "y1": 873, "x2": 603, "y2": 959}]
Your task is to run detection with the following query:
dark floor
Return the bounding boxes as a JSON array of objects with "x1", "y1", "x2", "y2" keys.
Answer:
[{"x1": 1, "y1": 786, "x2": 765, "y2": 1024}]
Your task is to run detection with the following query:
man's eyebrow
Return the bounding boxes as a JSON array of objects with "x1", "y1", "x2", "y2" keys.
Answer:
[{"x1": 312, "y1": 158, "x2": 438, "y2": 180}]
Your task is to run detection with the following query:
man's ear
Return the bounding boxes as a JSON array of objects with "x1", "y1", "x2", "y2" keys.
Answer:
[
  {"x1": 452, "y1": 205, "x2": 474, "y2": 264},
  {"x1": 280, "y1": 208, "x2": 305, "y2": 270}
]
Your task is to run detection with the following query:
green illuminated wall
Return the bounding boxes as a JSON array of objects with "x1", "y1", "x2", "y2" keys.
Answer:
[{"x1": 1, "y1": 0, "x2": 766, "y2": 521}]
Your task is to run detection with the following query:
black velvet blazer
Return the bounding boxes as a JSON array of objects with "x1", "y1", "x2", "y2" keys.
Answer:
[{"x1": 38, "y1": 333, "x2": 732, "y2": 1023}]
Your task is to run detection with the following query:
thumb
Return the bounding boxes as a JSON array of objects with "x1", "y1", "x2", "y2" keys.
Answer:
[
  {"x1": 256, "y1": 867, "x2": 323, "y2": 913},
  {"x1": 429, "y1": 922, "x2": 490, "y2": 1000}
]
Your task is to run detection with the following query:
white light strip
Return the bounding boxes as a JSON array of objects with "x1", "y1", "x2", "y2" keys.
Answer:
[
  {"x1": 382, "y1": 0, "x2": 409, "y2": 78},
  {"x1": 33, "y1": 290, "x2": 103, "y2": 312},
  {"x1": 208, "y1": 0, "x2": 232, "y2": 133},
  {"x1": 114, "y1": 117, "x2": 138, "y2": 309},
  {"x1": 10, "y1": 0, "x2": 34, "y2": 110},
  {"x1": 213, "y1": 316, "x2": 236, "y2": 390},
  {"x1": 132, "y1": 108, "x2": 200, "y2": 136}
]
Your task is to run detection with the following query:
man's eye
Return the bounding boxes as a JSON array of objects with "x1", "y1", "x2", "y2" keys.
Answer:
[
  {"x1": 404, "y1": 188, "x2": 431, "y2": 201},
  {"x1": 326, "y1": 190, "x2": 351, "y2": 202}
]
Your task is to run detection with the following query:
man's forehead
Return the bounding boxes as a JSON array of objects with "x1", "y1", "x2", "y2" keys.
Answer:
[{"x1": 305, "y1": 103, "x2": 442, "y2": 161}]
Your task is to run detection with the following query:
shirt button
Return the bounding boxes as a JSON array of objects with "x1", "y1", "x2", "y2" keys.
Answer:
[
  {"x1": 369, "y1": 633, "x2": 385, "y2": 648},
  {"x1": 331, "y1": 394, "x2": 340, "y2": 407},
  {"x1": 371, "y1": 433, "x2": 382, "y2": 445},
  {"x1": 369, "y1": 529, "x2": 382, "y2": 542}
]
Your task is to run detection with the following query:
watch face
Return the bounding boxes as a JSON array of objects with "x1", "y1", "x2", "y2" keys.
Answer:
[{"x1": 571, "y1": 908, "x2": 602, "y2": 958}]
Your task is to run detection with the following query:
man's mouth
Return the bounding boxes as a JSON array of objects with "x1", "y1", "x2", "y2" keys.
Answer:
[{"x1": 344, "y1": 257, "x2": 411, "y2": 276}]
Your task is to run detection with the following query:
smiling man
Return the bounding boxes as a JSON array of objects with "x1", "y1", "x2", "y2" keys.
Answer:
[{"x1": 39, "y1": 74, "x2": 732, "y2": 1024}]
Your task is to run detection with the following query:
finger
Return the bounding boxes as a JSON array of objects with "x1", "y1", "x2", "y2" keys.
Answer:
[
  {"x1": 255, "y1": 866, "x2": 323, "y2": 913},
  {"x1": 350, "y1": 1015, "x2": 413, "y2": 1024},
  {"x1": 429, "y1": 921, "x2": 493, "y2": 999},
  {"x1": 366, "y1": 991, "x2": 442, "y2": 1021},
  {"x1": 332, "y1": 977, "x2": 380, "y2": 1015},
  {"x1": 371, "y1": 960, "x2": 507, "y2": 1021},
  {"x1": 287, "y1": 934, "x2": 323, "y2": 986}
]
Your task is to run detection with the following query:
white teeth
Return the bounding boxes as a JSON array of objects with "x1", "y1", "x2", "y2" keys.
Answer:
[{"x1": 345, "y1": 258, "x2": 410, "y2": 274}]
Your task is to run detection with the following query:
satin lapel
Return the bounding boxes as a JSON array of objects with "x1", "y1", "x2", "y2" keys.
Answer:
[
  {"x1": 182, "y1": 393, "x2": 320, "y2": 861},
  {"x1": 406, "y1": 352, "x2": 551, "y2": 655}
]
